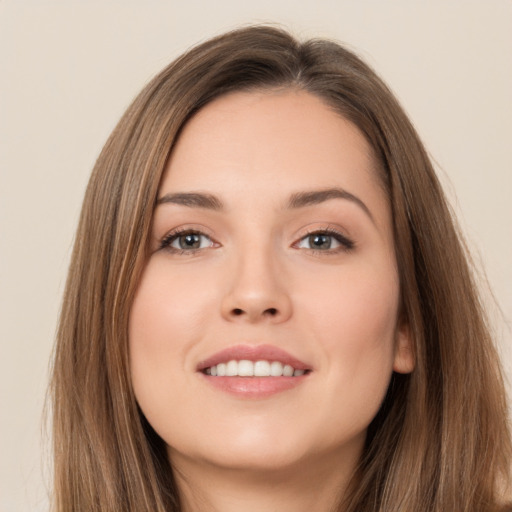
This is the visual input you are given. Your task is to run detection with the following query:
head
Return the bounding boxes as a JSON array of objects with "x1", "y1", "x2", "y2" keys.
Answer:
[{"x1": 51, "y1": 25, "x2": 511, "y2": 511}]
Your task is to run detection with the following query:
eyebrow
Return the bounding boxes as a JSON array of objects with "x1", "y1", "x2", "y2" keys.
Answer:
[
  {"x1": 156, "y1": 192, "x2": 224, "y2": 210},
  {"x1": 156, "y1": 187, "x2": 373, "y2": 222},
  {"x1": 287, "y1": 188, "x2": 374, "y2": 222}
]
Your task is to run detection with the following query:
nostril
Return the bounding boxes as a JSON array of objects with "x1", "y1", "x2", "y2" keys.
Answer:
[
  {"x1": 232, "y1": 308, "x2": 244, "y2": 316},
  {"x1": 265, "y1": 308, "x2": 278, "y2": 316}
]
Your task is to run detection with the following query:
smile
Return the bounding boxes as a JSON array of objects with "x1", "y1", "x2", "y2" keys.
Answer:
[
  {"x1": 204, "y1": 360, "x2": 308, "y2": 377},
  {"x1": 197, "y1": 344, "x2": 312, "y2": 398}
]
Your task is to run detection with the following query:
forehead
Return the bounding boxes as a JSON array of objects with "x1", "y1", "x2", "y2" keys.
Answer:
[{"x1": 161, "y1": 89, "x2": 388, "y2": 218}]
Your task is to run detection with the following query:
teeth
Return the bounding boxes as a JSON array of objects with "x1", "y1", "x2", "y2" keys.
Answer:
[
  {"x1": 254, "y1": 360, "x2": 270, "y2": 376},
  {"x1": 226, "y1": 360, "x2": 238, "y2": 376},
  {"x1": 238, "y1": 360, "x2": 253, "y2": 376},
  {"x1": 205, "y1": 359, "x2": 308, "y2": 377},
  {"x1": 270, "y1": 361, "x2": 284, "y2": 376},
  {"x1": 283, "y1": 364, "x2": 294, "y2": 377}
]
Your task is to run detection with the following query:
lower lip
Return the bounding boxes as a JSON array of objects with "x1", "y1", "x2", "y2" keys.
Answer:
[{"x1": 200, "y1": 374, "x2": 309, "y2": 399}]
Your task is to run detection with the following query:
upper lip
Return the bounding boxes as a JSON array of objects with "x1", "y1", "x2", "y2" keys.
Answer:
[{"x1": 197, "y1": 344, "x2": 311, "y2": 372}]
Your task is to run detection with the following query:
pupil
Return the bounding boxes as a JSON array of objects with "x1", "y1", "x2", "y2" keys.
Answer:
[
  {"x1": 310, "y1": 234, "x2": 331, "y2": 249},
  {"x1": 180, "y1": 233, "x2": 200, "y2": 249}
]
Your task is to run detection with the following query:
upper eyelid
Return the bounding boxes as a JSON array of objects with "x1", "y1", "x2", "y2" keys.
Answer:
[
  {"x1": 293, "y1": 223, "x2": 354, "y2": 241},
  {"x1": 160, "y1": 224, "x2": 216, "y2": 240}
]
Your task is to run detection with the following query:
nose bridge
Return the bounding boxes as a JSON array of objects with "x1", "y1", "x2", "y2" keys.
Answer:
[{"x1": 221, "y1": 234, "x2": 292, "y2": 323}]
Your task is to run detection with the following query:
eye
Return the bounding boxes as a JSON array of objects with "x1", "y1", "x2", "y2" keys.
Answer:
[
  {"x1": 295, "y1": 230, "x2": 354, "y2": 252},
  {"x1": 160, "y1": 230, "x2": 216, "y2": 253}
]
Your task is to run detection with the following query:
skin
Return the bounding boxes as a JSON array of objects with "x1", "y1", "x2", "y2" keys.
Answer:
[{"x1": 129, "y1": 89, "x2": 414, "y2": 512}]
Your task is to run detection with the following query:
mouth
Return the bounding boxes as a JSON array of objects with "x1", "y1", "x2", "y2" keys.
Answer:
[
  {"x1": 197, "y1": 344, "x2": 312, "y2": 398},
  {"x1": 204, "y1": 360, "x2": 309, "y2": 377}
]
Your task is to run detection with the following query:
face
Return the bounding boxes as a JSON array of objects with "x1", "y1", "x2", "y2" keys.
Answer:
[{"x1": 129, "y1": 90, "x2": 413, "y2": 476}]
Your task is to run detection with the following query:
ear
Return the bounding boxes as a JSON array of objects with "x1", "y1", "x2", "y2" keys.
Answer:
[{"x1": 393, "y1": 323, "x2": 415, "y2": 374}]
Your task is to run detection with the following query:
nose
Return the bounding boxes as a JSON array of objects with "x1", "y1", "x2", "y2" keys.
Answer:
[{"x1": 220, "y1": 248, "x2": 292, "y2": 324}]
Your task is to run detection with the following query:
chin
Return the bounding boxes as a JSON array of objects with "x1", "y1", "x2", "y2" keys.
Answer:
[
  {"x1": 166, "y1": 421, "x2": 366, "y2": 477},
  {"x1": 172, "y1": 444, "x2": 309, "y2": 475}
]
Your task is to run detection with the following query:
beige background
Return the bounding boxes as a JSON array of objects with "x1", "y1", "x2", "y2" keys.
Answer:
[{"x1": 1, "y1": 1, "x2": 511, "y2": 510}]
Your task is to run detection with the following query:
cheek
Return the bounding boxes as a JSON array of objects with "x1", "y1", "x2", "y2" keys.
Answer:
[
  {"x1": 304, "y1": 259, "x2": 399, "y2": 340},
  {"x1": 128, "y1": 261, "x2": 213, "y2": 423},
  {"x1": 130, "y1": 260, "x2": 215, "y2": 352},
  {"x1": 300, "y1": 262, "x2": 400, "y2": 394}
]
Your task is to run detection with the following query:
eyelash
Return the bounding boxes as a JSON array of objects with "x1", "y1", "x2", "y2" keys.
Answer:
[
  {"x1": 295, "y1": 228, "x2": 355, "y2": 254},
  {"x1": 159, "y1": 228, "x2": 217, "y2": 255},
  {"x1": 158, "y1": 227, "x2": 355, "y2": 255}
]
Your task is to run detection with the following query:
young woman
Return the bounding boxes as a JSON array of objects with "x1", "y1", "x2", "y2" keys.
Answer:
[{"x1": 50, "y1": 25, "x2": 512, "y2": 511}]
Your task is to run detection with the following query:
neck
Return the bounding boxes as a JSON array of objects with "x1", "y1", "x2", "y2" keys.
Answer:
[{"x1": 170, "y1": 448, "x2": 360, "y2": 512}]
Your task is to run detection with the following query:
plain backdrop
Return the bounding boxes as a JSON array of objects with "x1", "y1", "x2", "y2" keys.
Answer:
[{"x1": 1, "y1": 1, "x2": 511, "y2": 510}]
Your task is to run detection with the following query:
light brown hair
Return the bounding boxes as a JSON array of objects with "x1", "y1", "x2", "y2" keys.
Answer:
[{"x1": 50, "y1": 25, "x2": 511, "y2": 511}]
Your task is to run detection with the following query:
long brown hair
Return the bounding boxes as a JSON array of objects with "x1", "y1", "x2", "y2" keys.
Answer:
[{"x1": 50, "y1": 25, "x2": 511, "y2": 511}]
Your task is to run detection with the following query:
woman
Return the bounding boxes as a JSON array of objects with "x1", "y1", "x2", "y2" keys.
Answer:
[{"x1": 50, "y1": 25, "x2": 512, "y2": 511}]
